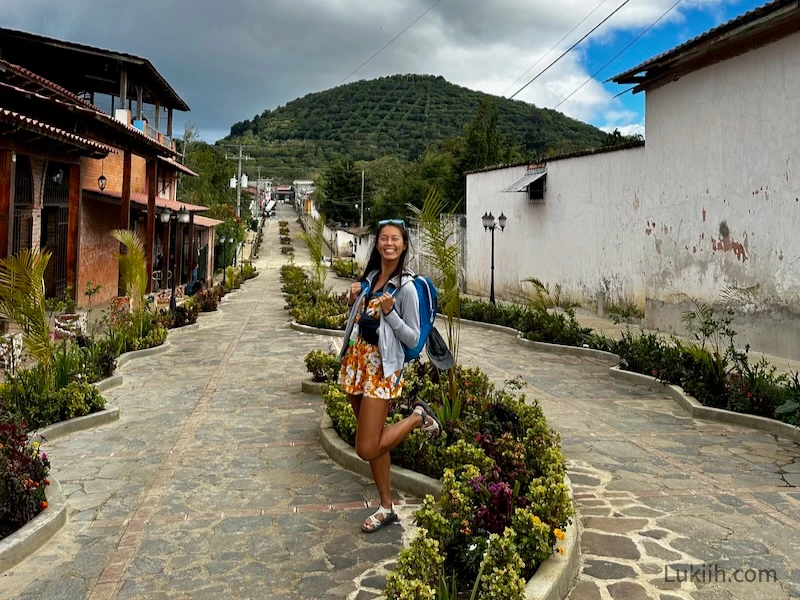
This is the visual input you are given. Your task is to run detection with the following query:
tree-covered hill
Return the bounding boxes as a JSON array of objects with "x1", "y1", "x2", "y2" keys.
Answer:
[{"x1": 224, "y1": 74, "x2": 610, "y2": 180}]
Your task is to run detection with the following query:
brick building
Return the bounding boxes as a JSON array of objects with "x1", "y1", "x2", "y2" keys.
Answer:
[{"x1": 0, "y1": 28, "x2": 220, "y2": 307}]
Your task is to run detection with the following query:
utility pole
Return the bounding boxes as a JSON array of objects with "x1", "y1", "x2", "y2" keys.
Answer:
[
  {"x1": 224, "y1": 144, "x2": 253, "y2": 219},
  {"x1": 360, "y1": 170, "x2": 365, "y2": 228}
]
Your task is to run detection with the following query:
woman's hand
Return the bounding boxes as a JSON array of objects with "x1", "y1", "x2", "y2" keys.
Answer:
[
  {"x1": 379, "y1": 292, "x2": 395, "y2": 315},
  {"x1": 349, "y1": 282, "x2": 361, "y2": 305}
]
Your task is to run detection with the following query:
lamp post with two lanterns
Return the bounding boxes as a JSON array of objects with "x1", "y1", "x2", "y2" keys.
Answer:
[
  {"x1": 481, "y1": 211, "x2": 508, "y2": 305},
  {"x1": 159, "y1": 205, "x2": 190, "y2": 311}
]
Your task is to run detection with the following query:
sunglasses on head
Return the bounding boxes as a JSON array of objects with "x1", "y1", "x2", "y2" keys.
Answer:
[{"x1": 378, "y1": 219, "x2": 406, "y2": 228}]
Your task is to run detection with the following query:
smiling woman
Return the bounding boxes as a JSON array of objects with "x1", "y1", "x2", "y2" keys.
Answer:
[{"x1": 335, "y1": 220, "x2": 441, "y2": 532}]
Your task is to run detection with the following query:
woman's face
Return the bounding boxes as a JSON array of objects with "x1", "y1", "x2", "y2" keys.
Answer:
[{"x1": 377, "y1": 225, "x2": 407, "y2": 262}]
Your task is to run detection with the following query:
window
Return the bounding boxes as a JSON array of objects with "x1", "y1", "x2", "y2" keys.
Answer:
[{"x1": 529, "y1": 174, "x2": 546, "y2": 204}]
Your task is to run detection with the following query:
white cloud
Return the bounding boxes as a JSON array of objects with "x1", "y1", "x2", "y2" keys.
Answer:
[{"x1": 0, "y1": 0, "x2": 748, "y2": 140}]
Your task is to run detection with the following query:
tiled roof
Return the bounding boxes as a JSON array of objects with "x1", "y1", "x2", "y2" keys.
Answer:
[
  {"x1": 193, "y1": 215, "x2": 224, "y2": 228},
  {"x1": 0, "y1": 78, "x2": 177, "y2": 156},
  {"x1": 611, "y1": 0, "x2": 798, "y2": 83},
  {"x1": 0, "y1": 27, "x2": 189, "y2": 111},
  {"x1": 84, "y1": 188, "x2": 208, "y2": 213},
  {"x1": 158, "y1": 156, "x2": 199, "y2": 177},
  {"x1": 0, "y1": 58, "x2": 99, "y2": 111},
  {"x1": 0, "y1": 107, "x2": 115, "y2": 156}
]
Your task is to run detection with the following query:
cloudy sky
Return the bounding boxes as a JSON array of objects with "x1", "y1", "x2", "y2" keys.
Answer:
[{"x1": 2, "y1": 0, "x2": 766, "y2": 142}]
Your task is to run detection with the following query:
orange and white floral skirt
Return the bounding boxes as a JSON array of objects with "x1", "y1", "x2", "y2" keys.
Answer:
[{"x1": 338, "y1": 337, "x2": 403, "y2": 399}]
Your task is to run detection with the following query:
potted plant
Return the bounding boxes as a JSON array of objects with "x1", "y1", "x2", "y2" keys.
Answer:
[{"x1": 51, "y1": 286, "x2": 87, "y2": 339}]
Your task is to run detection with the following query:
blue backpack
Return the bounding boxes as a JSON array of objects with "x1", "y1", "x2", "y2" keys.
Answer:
[{"x1": 365, "y1": 272, "x2": 438, "y2": 362}]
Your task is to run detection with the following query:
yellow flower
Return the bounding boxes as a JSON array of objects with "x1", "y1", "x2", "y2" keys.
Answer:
[
  {"x1": 533, "y1": 515, "x2": 540, "y2": 523},
  {"x1": 557, "y1": 546, "x2": 565, "y2": 555},
  {"x1": 554, "y1": 528, "x2": 565, "y2": 540}
]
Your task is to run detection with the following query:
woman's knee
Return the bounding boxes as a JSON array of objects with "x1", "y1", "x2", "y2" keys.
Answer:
[{"x1": 355, "y1": 439, "x2": 379, "y2": 461}]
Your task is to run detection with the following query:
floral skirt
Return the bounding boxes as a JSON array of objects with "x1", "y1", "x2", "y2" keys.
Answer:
[{"x1": 338, "y1": 337, "x2": 403, "y2": 399}]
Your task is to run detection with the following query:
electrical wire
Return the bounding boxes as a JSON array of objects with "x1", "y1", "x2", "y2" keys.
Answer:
[
  {"x1": 553, "y1": 0, "x2": 683, "y2": 109},
  {"x1": 508, "y1": 0, "x2": 635, "y2": 100},
  {"x1": 336, "y1": 0, "x2": 443, "y2": 87},
  {"x1": 502, "y1": 0, "x2": 610, "y2": 97}
]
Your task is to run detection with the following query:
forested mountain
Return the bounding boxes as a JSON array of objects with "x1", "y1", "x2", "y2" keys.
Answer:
[{"x1": 224, "y1": 74, "x2": 609, "y2": 180}]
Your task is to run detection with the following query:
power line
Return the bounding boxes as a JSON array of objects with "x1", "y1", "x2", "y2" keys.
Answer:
[
  {"x1": 336, "y1": 0, "x2": 443, "y2": 87},
  {"x1": 554, "y1": 0, "x2": 683, "y2": 110},
  {"x1": 502, "y1": 0, "x2": 610, "y2": 97},
  {"x1": 509, "y1": 0, "x2": 635, "y2": 100}
]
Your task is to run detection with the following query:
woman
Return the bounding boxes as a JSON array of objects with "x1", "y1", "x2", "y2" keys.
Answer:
[{"x1": 338, "y1": 220, "x2": 442, "y2": 533}]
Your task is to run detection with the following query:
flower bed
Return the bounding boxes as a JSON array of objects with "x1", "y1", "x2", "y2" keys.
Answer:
[
  {"x1": 0, "y1": 410, "x2": 51, "y2": 542},
  {"x1": 323, "y1": 360, "x2": 573, "y2": 598}
]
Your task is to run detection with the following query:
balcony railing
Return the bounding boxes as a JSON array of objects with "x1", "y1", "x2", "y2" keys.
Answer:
[{"x1": 132, "y1": 119, "x2": 174, "y2": 150}]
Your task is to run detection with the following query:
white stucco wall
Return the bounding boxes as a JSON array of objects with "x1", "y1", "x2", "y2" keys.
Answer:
[
  {"x1": 643, "y1": 30, "x2": 800, "y2": 304},
  {"x1": 466, "y1": 147, "x2": 647, "y2": 304},
  {"x1": 465, "y1": 30, "x2": 800, "y2": 358}
]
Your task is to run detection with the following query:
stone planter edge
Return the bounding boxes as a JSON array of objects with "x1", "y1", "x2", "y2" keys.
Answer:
[
  {"x1": 608, "y1": 366, "x2": 800, "y2": 442},
  {"x1": 0, "y1": 477, "x2": 66, "y2": 575},
  {"x1": 33, "y1": 407, "x2": 120, "y2": 444},
  {"x1": 302, "y1": 380, "x2": 329, "y2": 395},
  {"x1": 290, "y1": 321, "x2": 345, "y2": 338},
  {"x1": 319, "y1": 415, "x2": 579, "y2": 600}
]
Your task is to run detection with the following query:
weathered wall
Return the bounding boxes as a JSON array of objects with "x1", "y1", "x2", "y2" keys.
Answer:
[
  {"x1": 81, "y1": 152, "x2": 148, "y2": 196},
  {"x1": 464, "y1": 31, "x2": 800, "y2": 359},
  {"x1": 642, "y1": 31, "x2": 800, "y2": 329},
  {"x1": 640, "y1": 30, "x2": 800, "y2": 356},
  {"x1": 77, "y1": 197, "x2": 119, "y2": 307},
  {"x1": 465, "y1": 147, "x2": 647, "y2": 304}
]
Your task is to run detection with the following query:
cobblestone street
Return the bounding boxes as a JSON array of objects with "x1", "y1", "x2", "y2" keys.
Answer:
[{"x1": 1, "y1": 204, "x2": 798, "y2": 599}]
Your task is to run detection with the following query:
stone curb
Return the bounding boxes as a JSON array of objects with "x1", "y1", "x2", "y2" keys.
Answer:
[
  {"x1": 116, "y1": 340, "x2": 171, "y2": 369},
  {"x1": 454, "y1": 315, "x2": 620, "y2": 364},
  {"x1": 516, "y1": 337, "x2": 619, "y2": 365},
  {"x1": 608, "y1": 367, "x2": 800, "y2": 442},
  {"x1": 33, "y1": 407, "x2": 120, "y2": 443},
  {"x1": 523, "y1": 475, "x2": 579, "y2": 600},
  {"x1": 319, "y1": 415, "x2": 579, "y2": 600},
  {"x1": 301, "y1": 380, "x2": 329, "y2": 395},
  {"x1": 0, "y1": 477, "x2": 66, "y2": 575},
  {"x1": 290, "y1": 321, "x2": 344, "y2": 338},
  {"x1": 319, "y1": 414, "x2": 442, "y2": 499},
  {"x1": 93, "y1": 374, "x2": 123, "y2": 392}
]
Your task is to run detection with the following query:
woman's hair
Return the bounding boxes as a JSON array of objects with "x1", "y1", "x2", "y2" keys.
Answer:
[{"x1": 360, "y1": 222, "x2": 410, "y2": 285}]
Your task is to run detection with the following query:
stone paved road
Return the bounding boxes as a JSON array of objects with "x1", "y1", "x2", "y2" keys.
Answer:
[{"x1": 1, "y1": 204, "x2": 799, "y2": 599}]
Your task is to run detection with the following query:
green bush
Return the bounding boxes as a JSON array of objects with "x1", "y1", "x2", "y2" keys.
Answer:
[
  {"x1": 304, "y1": 350, "x2": 341, "y2": 382},
  {"x1": 331, "y1": 258, "x2": 358, "y2": 279},
  {"x1": 54, "y1": 381, "x2": 105, "y2": 421}
]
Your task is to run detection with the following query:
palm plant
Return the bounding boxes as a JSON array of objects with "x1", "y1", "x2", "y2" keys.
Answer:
[
  {"x1": 409, "y1": 187, "x2": 462, "y2": 401},
  {"x1": 112, "y1": 229, "x2": 148, "y2": 312},
  {"x1": 0, "y1": 248, "x2": 53, "y2": 368},
  {"x1": 300, "y1": 214, "x2": 330, "y2": 295}
]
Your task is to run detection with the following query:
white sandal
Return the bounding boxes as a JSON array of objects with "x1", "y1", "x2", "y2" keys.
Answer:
[
  {"x1": 413, "y1": 401, "x2": 442, "y2": 437},
  {"x1": 361, "y1": 504, "x2": 397, "y2": 533}
]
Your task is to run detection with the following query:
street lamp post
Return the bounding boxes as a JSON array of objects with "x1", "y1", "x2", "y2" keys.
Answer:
[
  {"x1": 349, "y1": 238, "x2": 358, "y2": 277},
  {"x1": 481, "y1": 211, "x2": 508, "y2": 305}
]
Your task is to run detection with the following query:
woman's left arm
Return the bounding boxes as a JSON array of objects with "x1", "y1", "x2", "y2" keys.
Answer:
[{"x1": 382, "y1": 285, "x2": 420, "y2": 348}]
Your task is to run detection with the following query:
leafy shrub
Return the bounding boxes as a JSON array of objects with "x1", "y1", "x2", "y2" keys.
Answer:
[
  {"x1": 0, "y1": 410, "x2": 51, "y2": 540},
  {"x1": 241, "y1": 261, "x2": 258, "y2": 281},
  {"x1": 281, "y1": 245, "x2": 294, "y2": 255},
  {"x1": 304, "y1": 350, "x2": 341, "y2": 382},
  {"x1": 606, "y1": 301, "x2": 644, "y2": 323},
  {"x1": 194, "y1": 287, "x2": 220, "y2": 312},
  {"x1": 130, "y1": 325, "x2": 168, "y2": 351},
  {"x1": 0, "y1": 365, "x2": 57, "y2": 429},
  {"x1": 53, "y1": 381, "x2": 105, "y2": 420},
  {"x1": 331, "y1": 258, "x2": 358, "y2": 279},
  {"x1": 280, "y1": 235, "x2": 291, "y2": 245}
]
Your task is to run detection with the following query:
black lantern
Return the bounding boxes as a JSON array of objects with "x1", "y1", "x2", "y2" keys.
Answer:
[
  {"x1": 97, "y1": 175, "x2": 107, "y2": 191},
  {"x1": 481, "y1": 211, "x2": 509, "y2": 305}
]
